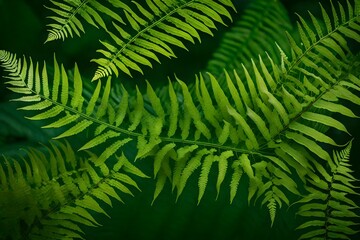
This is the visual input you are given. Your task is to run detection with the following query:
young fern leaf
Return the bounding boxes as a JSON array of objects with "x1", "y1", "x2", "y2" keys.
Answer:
[
  {"x1": 0, "y1": 140, "x2": 146, "y2": 240},
  {"x1": 91, "y1": 0, "x2": 235, "y2": 80},
  {"x1": 295, "y1": 141, "x2": 360, "y2": 240}
]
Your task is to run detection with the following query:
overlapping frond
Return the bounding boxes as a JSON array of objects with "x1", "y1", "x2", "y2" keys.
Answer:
[
  {"x1": 45, "y1": 0, "x2": 236, "y2": 80},
  {"x1": 91, "y1": 0, "x2": 236, "y2": 80},
  {"x1": 0, "y1": 140, "x2": 147, "y2": 240},
  {"x1": 296, "y1": 141, "x2": 360, "y2": 240},
  {"x1": 205, "y1": 0, "x2": 292, "y2": 78},
  {"x1": 270, "y1": 0, "x2": 360, "y2": 165}
]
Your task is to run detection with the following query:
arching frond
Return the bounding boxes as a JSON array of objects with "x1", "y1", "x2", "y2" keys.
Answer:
[
  {"x1": 0, "y1": 141, "x2": 147, "y2": 240},
  {"x1": 45, "y1": 0, "x2": 236, "y2": 80},
  {"x1": 295, "y1": 141, "x2": 360, "y2": 240},
  {"x1": 91, "y1": 0, "x2": 236, "y2": 80}
]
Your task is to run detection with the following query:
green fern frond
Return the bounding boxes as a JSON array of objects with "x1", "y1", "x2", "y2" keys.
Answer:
[
  {"x1": 0, "y1": 140, "x2": 147, "y2": 240},
  {"x1": 45, "y1": 0, "x2": 124, "y2": 43},
  {"x1": 1, "y1": 0, "x2": 360, "y2": 229},
  {"x1": 205, "y1": 0, "x2": 292, "y2": 78},
  {"x1": 249, "y1": 161, "x2": 300, "y2": 227},
  {"x1": 45, "y1": 0, "x2": 236, "y2": 80},
  {"x1": 296, "y1": 140, "x2": 360, "y2": 240},
  {"x1": 90, "y1": 0, "x2": 236, "y2": 80}
]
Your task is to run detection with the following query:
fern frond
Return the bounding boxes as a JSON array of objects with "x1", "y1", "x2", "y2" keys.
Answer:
[
  {"x1": 45, "y1": 0, "x2": 124, "y2": 43},
  {"x1": 205, "y1": 0, "x2": 292, "y2": 78},
  {"x1": 241, "y1": 160, "x2": 300, "y2": 227},
  {"x1": 0, "y1": 140, "x2": 147, "y2": 240},
  {"x1": 1, "y1": 0, "x2": 360, "y2": 227},
  {"x1": 296, "y1": 140, "x2": 360, "y2": 240},
  {"x1": 91, "y1": 0, "x2": 235, "y2": 80}
]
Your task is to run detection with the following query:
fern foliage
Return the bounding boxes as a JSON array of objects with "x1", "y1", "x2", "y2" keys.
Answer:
[
  {"x1": 296, "y1": 141, "x2": 360, "y2": 240},
  {"x1": 1, "y1": 0, "x2": 360, "y2": 239},
  {"x1": 2, "y1": 0, "x2": 360, "y2": 228},
  {"x1": 205, "y1": 0, "x2": 292, "y2": 78},
  {"x1": 44, "y1": 0, "x2": 124, "y2": 43},
  {"x1": 0, "y1": 140, "x2": 147, "y2": 240},
  {"x1": 45, "y1": 0, "x2": 236, "y2": 80}
]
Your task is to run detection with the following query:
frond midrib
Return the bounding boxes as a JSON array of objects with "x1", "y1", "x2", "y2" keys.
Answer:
[
  {"x1": 259, "y1": 66, "x2": 353, "y2": 150},
  {"x1": 5, "y1": 53, "x2": 356, "y2": 163},
  {"x1": 254, "y1": 12, "x2": 360, "y2": 149},
  {"x1": 316, "y1": 145, "x2": 353, "y2": 239},
  {"x1": 11, "y1": 76, "x2": 258, "y2": 156},
  {"x1": 45, "y1": 0, "x2": 90, "y2": 42},
  {"x1": 95, "y1": 0, "x2": 201, "y2": 79},
  {"x1": 276, "y1": 13, "x2": 359, "y2": 90}
]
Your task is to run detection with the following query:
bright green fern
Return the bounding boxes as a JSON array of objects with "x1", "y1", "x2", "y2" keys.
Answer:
[
  {"x1": 45, "y1": 0, "x2": 236, "y2": 80},
  {"x1": 0, "y1": 0, "x2": 360, "y2": 239}
]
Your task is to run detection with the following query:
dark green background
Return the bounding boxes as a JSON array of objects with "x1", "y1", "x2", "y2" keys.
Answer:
[{"x1": 0, "y1": 0, "x2": 359, "y2": 239}]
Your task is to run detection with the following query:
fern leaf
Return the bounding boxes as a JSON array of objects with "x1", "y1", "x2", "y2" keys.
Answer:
[
  {"x1": 229, "y1": 159, "x2": 243, "y2": 204},
  {"x1": 91, "y1": 0, "x2": 235, "y2": 80},
  {"x1": 215, "y1": 150, "x2": 232, "y2": 199},
  {"x1": 154, "y1": 143, "x2": 176, "y2": 177},
  {"x1": 206, "y1": 0, "x2": 292, "y2": 81},
  {"x1": 95, "y1": 138, "x2": 132, "y2": 166},
  {"x1": 42, "y1": 113, "x2": 79, "y2": 129},
  {"x1": 128, "y1": 86, "x2": 144, "y2": 131},
  {"x1": 228, "y1": 106, "x2": 259, "y2": 149},
  {"x1": 198, "y1": 154, "x2": 214, "y2": 204},
  {"x1": 178, "y1": 79, "x2": 211, "y2": 139},
  {"x1": 238, "y1": 154, "x2": 254, "y2": 179},
  {"x1": 296, "y1": 141, "x2": 360, "y2": 240},
  {"x1": 45, "y1": 0, "x2": 124, "y2": 42},
  {"x1": 176, "y1": 148, "x2": 213, "y2": 200},
  {"x1": 167, "y1": 79, "x2": 179, "y2": 137},
  {"x1": 0, "y1": 52, "x2": 144, "y2": 165},
  {"x1": 53, "y1": 119, "x2": 93, "y2": 139},
  {"x1": 152, "y1": 169, "x2": 168, "y2": 205},
  {"x1": 172, "y1": 144, "x2": 199, "y2": 191},
  {"x1": 0, "y1": 141, "x2": 146, "y2": 239},
  {"x1": 267, "y1": 197, "x2": 277, "y2": 228},
  {"x1": 301, "y1": 112, "x2": 350, "y2": 135},
  {"x1": 1, "y1": 0, "x2": 360, "y2": 225},
  {"x1": 289, "y1": 122, "x2": 343, "y2": 147},
  {"x1": 195, "y1": 74, "x2": 221, "y2": 131},
  {"x1": 79, "y1": 130, "x2": 121, "y2": 151}
]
